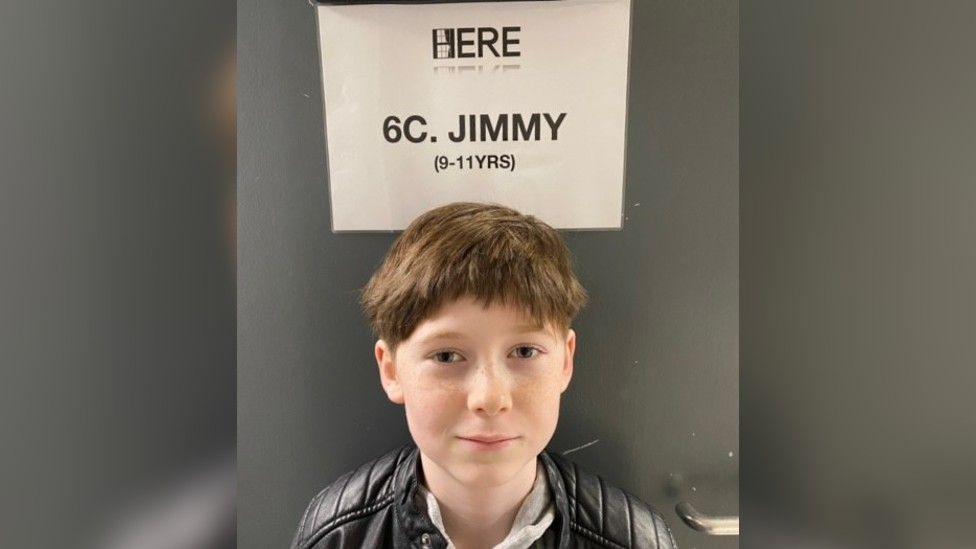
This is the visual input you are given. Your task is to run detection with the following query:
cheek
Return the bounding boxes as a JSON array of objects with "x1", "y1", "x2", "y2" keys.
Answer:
[
  {"x1": 519, "y1": 362, "x2": 566, "y2": 398},
  {"x1": 402, "y1": 380, "x2": 463, "y2": 440},
  {"x1": 513, "y1": 375, "x2": 564, "y2": 432}
]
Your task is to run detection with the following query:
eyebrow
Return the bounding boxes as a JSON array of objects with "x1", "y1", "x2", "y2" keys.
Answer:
[{"x1": 418, "y1": 324, "x2": 549, "y2": 345}]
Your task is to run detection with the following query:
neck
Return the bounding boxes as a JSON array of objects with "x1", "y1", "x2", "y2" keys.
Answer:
[{"x1": 419, "y1": 452, "x2": 538, "y2": 549}]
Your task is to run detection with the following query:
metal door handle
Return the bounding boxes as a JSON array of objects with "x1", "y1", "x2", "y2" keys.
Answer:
[{"x1": 675, "y1": 502, "x2": 739, "y2": 536}]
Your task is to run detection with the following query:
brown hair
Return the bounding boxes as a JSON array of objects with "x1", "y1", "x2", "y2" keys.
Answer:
[{"x1": 360, "y1": 202, "x2": 588, "y2": 350}]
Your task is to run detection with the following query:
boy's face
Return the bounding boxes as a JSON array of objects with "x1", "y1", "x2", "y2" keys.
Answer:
[{"x1": 375, "y1": 295, "x2": 576, "y2": 488}]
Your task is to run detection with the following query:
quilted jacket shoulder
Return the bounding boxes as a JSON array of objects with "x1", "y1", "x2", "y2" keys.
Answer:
[
  {"x1": 291, "y1": 446, "x2": 411, "y2": 548},
  {"x1": 543, "y1": 450, "x2": 676, "y2": 549},
  {"x1": 291, "y1": 444, "x2": 677, "y2": 549}
]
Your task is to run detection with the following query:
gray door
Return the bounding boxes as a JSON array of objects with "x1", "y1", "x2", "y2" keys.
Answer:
[{"x1": 238, "y1": 2, "x2": 738, "y2": 548}]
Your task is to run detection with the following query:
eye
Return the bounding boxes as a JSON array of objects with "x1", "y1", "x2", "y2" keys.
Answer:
[
  {"x1": 510, "y1": 346, "x2": 542, "y2": 359},
  {"x1": 431, "y1": 350, "x2": 464, "y2": 364}
]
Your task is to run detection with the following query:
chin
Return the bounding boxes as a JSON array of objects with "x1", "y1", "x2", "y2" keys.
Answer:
[
  {"x1": 451, "y1": 463, "x2": 519, "y2": 488},
  {"x1": 448, "y1": 453, "x2": 534, "y2": 487}
]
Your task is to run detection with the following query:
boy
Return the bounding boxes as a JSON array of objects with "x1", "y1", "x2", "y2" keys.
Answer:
[{"x1": 290, "y1": 203, "x2": 676, "y2": 548}]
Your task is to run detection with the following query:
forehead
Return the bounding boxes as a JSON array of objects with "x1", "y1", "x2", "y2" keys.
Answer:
[{"x1": 408, "y1": 296, "x2": 555, "y2": 342}]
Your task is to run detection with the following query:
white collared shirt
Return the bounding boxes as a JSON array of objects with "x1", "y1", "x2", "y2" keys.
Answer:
[{"x1": 417, "y1": 459, "x2": 556, "y2": 549}]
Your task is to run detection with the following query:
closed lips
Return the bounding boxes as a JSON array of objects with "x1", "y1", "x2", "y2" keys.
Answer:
[{"x1": 460, "y1": 435, "x2": 517, "y2": 442}]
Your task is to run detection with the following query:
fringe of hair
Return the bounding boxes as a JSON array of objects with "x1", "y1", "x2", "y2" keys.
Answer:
[{"x1": 359, "y1": 202, "x2": 588, "y2": 349}]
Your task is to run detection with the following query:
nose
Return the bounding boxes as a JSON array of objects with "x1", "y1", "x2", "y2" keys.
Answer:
[{"x1": 466, "y1": 363, "x2": 512, "y2": 416}]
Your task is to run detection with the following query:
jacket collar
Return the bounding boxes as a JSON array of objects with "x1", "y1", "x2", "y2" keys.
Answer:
[
  {"x1": 392, "y1": 444, "x2": 441, "y2": 547},
  {"x1": 539, "y1": 448, "x2": 573, "y2": 546},
  {"x1": 392, "y1": 443, "x2": 571, "y2": 548}
]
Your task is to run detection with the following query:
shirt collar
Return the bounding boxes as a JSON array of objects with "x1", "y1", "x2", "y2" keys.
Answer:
[
  {"x1": 392, "y1": 443, "x2": 572, "y2": 547},
  {"x1": 416, "y1": 458, "x2": 554, "y2": 548}
]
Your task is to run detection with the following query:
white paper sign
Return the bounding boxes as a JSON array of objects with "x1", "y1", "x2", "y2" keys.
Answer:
[{"x1": 315, "y1": 0, "x2": 632, "y2": 231}]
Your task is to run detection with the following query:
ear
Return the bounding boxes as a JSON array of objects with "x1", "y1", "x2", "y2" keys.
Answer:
[
  {"x1": 375, "y1": 339, "x2": 404, "y2": 405},
  {"x1": 560, "y1": 328, "x2": 576, "y2": 393}
]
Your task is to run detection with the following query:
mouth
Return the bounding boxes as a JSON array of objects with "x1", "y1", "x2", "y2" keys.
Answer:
[
  {"x1": 457, "y1": 435, "x2": 520, "y2": 449},
  {"x1": 458, "y1": 434, "x2": 518, "y2": 443}
]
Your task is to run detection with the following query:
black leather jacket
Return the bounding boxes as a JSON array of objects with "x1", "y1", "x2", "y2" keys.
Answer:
[{"x1": 290, "y1": 443, "x2": 676, "y2": 548}]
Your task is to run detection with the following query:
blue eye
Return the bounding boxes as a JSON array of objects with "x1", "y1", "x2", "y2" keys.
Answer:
[{"x1": 511, "y1": 346, "x2": 541, "y2": 359}]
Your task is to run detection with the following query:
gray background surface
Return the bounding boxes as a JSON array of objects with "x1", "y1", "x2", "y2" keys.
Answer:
[{"x1": 238, "y1": 1, "x2": 738, "y2": 547}]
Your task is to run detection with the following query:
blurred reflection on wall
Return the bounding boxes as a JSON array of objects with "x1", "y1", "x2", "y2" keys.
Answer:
[
  {"x1": 742, "y1": 2, "x2": 976, "y2": 548},
  {"x1": 1, "y1": 3, "x2": 236, "y2": 548}
]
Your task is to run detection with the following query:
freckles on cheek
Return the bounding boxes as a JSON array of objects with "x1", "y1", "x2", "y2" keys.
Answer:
[
  {"x1": 527, "y1": 392, "x2": 562, "y2": 419},
  {"x1": 404, "y1": 386, "x2": 459, "y2": 437},
  {"x1": 518, "y1": 374, "x2": 564, "y2": 402},
  {"x1": 519, "y1": 379, "x2": 564, "y2": 422},
  {"x1": 513, "y1": 388, "x2": 558, "y2": 421}
]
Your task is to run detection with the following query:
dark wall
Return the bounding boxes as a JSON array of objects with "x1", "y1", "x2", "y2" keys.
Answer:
[
  {"x1": 3, "y1": 3, "x2": 235, "y2": 546},
  {"x1": 238, "y1": 1, "x2": 738, "y2": 548},
  {"x1": 741, "y1": 2, "x2": 976, "y2": 547}
]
